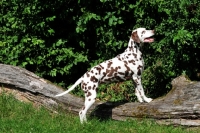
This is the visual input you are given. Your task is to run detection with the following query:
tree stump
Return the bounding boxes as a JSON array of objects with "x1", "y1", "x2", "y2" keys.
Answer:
[{"x1": 0, "y1": 63, "x2": 200, "y2": 126}]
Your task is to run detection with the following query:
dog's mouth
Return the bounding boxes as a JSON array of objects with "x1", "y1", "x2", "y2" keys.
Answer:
[{"x1": 144, "y1": 37, "x2": 154, "y2": 43}]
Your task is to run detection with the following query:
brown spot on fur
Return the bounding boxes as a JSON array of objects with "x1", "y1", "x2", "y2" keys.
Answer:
[
  {"x1": 81, "y1": 84, "x2": 84, "y2": 89},
  {"x1": 106, "y1": 69, "x2": 111, "y2": 73},
  {"x1": 114, "y1": 73, "x2": 117, "y2": 77},
  {"x1": 95, "y1": 67, "x2": 102, "y2": 74},
  {"x1": 137, "y1": 65, "x2": 143, "y2": 76},
  {"x1": 99, "y1": 65, "x2": 104, "y2": 69},
  {"x1": 134, "y1": 79, "x2": 139, "y2": 85},
  {"x1": 124, "y1": 61, "x2": 128, "y2": 64},
  {"x1": 93, "y1": 85, "x2": 96, "y2": 90},
  {"x1": 131, "y1": 41, "x2": 134, "y2": 45},
  {"x1": 117, "y1": 56, "x2": 122, "y2": 61},
  {"x1": 125, "y1": 71, "x2": 129, "y2": 77},
  {"x1": 132, "y1": 31, "x2": 140, "y2": 43},
  {"x1": 137, "y1": 65, "x2": 143, "y2": 69},
  {"x1": 107, "y1": 61, "x2": 113, "y2": 68},
  {"x1": 128, "y1": 46, "x2": 133, "y2": 52},
  {"x1": 86, "y1": 72, "x2": 90, "y2": 77},
  {"x1": 107, "y1": 67, "x2": 118, "y2": 77},
  {"x1": 115, "y1": 76, "x2": 124, "y2": 81},
  {"x1": 88, "y1": 86, "x2": 91, "y2": 90},
  {"x1": 104, "y1": 78, "x2": 111, "y2": 82},
  {"x1": 125, "y1": 76, "x2": 132, "y2": 80},
  {"x1": 101, "y1": 72, "x2": 107, "y2": 80},
  {"x1": 134, "y1": 45, "x2": 138, "y2": 53},
  {"x1": 124, "y1": 64, "x2": 131, "y2": 71},
  {"x1": 118, "y1": 72, "x2": 124, "y2": 75},
  {"x1": 132, "y1": 53, "x2": 137, "y2": 58},
  {"x1": 128, "y1": 60, "x2": 135, "y2": 65},
  {"x1": 130, "y1": 70, "x2": 134, "y2": 75},
  {"x1": 90, "y1": 76, "x2": 98, "y2": 82},
  {"x1": 87, "y1": 92, "x2": 92, "y2": 97},
  {"x1": 81, "y1": 82, "x2": 87, "y2": 91},
  {"x1": 137, "y1": 69, "x2": 141, "y2": 75},
  {"x1": 124, "y1": 64, "x2": 131, "y2": 77}
]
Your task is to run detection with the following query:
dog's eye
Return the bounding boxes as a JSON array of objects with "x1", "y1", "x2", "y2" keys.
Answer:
[{"x1": 142, "y1": 31, "x2": 145, "y2": 34}]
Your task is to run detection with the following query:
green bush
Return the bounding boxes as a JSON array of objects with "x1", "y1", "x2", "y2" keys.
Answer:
[{"x1": 0, "y1": 0, "x2": 199, "y2": 101}]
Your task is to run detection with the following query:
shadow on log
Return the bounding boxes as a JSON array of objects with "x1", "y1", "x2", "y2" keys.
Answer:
[{"x1": 0, "y1": 64, "x2": 200, "y2": 126}]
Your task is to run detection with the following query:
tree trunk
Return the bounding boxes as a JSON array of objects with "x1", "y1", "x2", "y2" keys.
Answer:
[{"x1": 0, "y1": 64, "x2": 200, "y2": 126}]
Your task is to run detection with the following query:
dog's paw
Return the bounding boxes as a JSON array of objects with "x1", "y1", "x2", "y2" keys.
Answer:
[
  {"x1": 137, "y1": 98, "x2": 144, "y2": 103},
  {"x1": 146, "y1": 98, "x2": 153, "y2": 103}
]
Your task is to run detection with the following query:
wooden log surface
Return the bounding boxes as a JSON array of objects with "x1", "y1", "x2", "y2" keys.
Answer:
[{"x1": 0, "y1": 63, "x2": 200, "y2": 126}]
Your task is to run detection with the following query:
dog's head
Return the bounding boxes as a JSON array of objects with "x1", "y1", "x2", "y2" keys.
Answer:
[{"x1": 131, "y1": 28, "x2": 154, "y2": 43}]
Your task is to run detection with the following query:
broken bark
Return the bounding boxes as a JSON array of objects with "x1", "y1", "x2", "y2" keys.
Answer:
[{"x1": 0, "y1": 63, "x2": 200, "y2": 126}]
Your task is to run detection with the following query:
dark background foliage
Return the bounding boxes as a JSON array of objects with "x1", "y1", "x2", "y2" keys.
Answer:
[{"x1": 0, "y1": 0, "x2": 199, "y2": 101}]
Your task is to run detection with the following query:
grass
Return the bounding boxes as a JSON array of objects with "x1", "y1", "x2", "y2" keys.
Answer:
[{"x1": 0, "y1": 93, "x2": 199, "y2": 133}]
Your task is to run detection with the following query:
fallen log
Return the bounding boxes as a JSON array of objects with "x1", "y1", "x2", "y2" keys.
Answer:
[
  {"x1": 0, "y1": 63, "x2": 200, "y2": 126},
  {"x1": 0, "y1": 63, "x2": 95, "y2": 114}
]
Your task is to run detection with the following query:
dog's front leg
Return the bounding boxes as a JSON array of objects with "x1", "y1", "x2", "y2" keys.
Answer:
[
  {"x1": 133, "y1": 75, "x2": 153, "y2": 103},
  {"x1": 135, "y1": 88, "x2": 144, "y2": 102}
]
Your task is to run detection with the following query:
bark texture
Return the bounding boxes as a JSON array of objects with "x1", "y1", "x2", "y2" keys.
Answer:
[{"x1": 0, "y1": 64, "x2": 200, "y2": 126}]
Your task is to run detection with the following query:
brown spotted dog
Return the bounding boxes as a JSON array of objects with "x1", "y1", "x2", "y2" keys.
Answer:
[{"x1": 55, "y1": 28, "x2": 155, "y2": 123}]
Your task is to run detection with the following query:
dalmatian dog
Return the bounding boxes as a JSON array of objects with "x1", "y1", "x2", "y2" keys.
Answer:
[{"x1": 55, "y1": 28, "x2": 155, "y2": 123}]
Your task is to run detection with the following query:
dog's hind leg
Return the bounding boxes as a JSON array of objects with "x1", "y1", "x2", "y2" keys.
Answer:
[{"x1": 79, "y1": 88, "x2": 97, "y2": 123}]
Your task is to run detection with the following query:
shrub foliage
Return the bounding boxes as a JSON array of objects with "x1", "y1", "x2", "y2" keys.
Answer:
[{"x1": 0, "y1": 0, "x2": 199, "y2": 101}]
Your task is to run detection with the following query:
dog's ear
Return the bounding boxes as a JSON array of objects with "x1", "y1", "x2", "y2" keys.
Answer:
[{"x1": 131, "y1": 31, "x2": 140, "y2": 43}]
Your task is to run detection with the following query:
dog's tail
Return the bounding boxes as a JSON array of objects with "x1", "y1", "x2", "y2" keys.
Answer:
[{"x1": 55, "y1": 78, "x2": 82, "y2": 97}]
